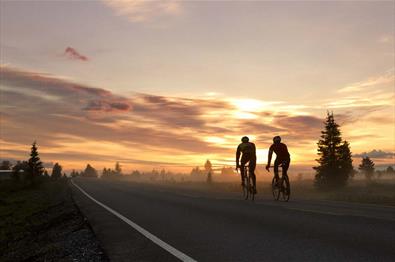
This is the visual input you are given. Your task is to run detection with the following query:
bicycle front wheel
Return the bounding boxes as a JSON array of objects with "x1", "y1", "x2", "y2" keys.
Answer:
[
  {"x1": 281, "y1": 175, "x2": 290, "y2": 202},
  {"x1": 271, "y1": 177, "x2": 280, "y2": 201}
]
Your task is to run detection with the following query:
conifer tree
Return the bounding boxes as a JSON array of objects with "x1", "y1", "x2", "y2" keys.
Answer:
[
  {"x1": 115, "y1": 162, "x2": 122, "y2": 175},
  {"x1": 51, "y1": 163, "x2": 62, "y2": 179},
  {"x1": 83, "y1": 164, "x2": 98, "y2": 177},
  {"x1": 359, "y1": 156, "x2": 375, "y2": 181},
  {"x1": 337, "y1": 140, "x2": 354, "y2": 183},
  {"x1": 314, "y1": 113, "x2": 353, "y2": 188},
  {"x1": 205, "y1": 160, "x2": 213, "y2": 184},
  {"x1": 27, "y1": 141, "x2": 44, "y2": 181}
]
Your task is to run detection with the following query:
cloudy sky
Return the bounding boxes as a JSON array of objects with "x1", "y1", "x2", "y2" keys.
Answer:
[{"x1": 1, "y1": 0, "x2": 394, "y2": 172}]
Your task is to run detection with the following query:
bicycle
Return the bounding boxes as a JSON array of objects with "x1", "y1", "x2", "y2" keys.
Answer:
[
  {"x1": 269, "y1": 163, "x2": 290, "y2": 202},
  {"x1": 237, "y1": 164, "x2": 255, "y2": 201}
]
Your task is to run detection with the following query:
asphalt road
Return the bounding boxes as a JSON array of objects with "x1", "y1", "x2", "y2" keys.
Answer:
[{"x1": 72, "y1": 178, "x2": 395, "y2": 262}]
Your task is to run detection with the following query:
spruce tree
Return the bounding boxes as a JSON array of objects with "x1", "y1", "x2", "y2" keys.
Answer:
[
  {"x1": 115, "y1": 162, "x2": 122, "y2": 175},
  {"x1": 83, "y1": 164, "x2": 98, "y2": 177},
  {"x1": 337, "y1": 140, "x2": 354, "y2": 184},
  {"x1": 205, "y1": 160, "x2": 213, "y2": 184},
  {"x1": 359, "y1": 157, "x2": 375, "y2": 181},
  {"x1": 314, "y1": 112, "x2": 353, "y2": 188},
  {"x1": 27, "y1": 141, "x2": 44, "y2": 181},
  {"x1": 51, "y1": 163, "x2": 62, "y2": 179}
]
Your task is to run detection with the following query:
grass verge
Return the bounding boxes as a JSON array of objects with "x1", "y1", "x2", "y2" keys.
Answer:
[{"x1": 0, "y1": 179, "x2": 108, "y2": 261}]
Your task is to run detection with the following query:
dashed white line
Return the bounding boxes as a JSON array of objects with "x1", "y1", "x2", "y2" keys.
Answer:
[{"x1": 71, "y1": 180, "x2": 197, "y2": 262}]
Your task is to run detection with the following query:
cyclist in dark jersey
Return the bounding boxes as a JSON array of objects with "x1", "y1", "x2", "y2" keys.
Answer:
[
  {"x1": 266, "y1": 136, "x2": 290, "y2": 180},
  {"x1": 236, "y1": 136, "x2": 257, "y2": 193}
]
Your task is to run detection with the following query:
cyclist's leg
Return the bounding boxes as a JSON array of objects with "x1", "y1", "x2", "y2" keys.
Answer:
[
  {"x1": 273, "y1": 158, "x2": 280, "y2": 180},
  {"x1": 240, "y1": 159, "x2": 247, "y2": 185},
  {"x1": 282, "y1": 159, "x2": 290, "y2": 193},
  {"x1": 282, "y1": 159, "x2": 290, "y2": 177},
  {"x1": 249, "y1": 158, "x2": 257, "y2": 192}
]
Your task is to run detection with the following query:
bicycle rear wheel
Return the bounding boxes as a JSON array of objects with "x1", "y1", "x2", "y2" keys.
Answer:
[
  {"x1": 248, "y1": 176, "x2": 255, "y2": 201},
  {"x1": 243, "y1": 175, "x2": 249, "y2": 200},
  {"x1": 271, "y1": 177, "x2": 280, "y2": 201},
  {"x1": 281, "y1": 175, "x2": 290, "y2": 202}
]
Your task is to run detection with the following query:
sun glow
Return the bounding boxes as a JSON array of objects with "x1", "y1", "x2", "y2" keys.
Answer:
[
  {"x1": 204, "y1": 136, "x2": 227, "y2": 144},
  {"x1": 229, "y1": 99, "x2": 283, "y2": 120},
  {"x1": 256, "y1": 149, "x2": 269, "y2": 164},
  {"x1": 233, "y1": 111, "x2": 257, "y2": 119},
  {"x1": 230, "y1": 99, "x2": 266, "y2": 112}
]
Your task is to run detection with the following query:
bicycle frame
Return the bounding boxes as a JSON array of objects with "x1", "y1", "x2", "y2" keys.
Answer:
[{"x1": 239, "y1": 164, "x2": 255, "y2": 201}]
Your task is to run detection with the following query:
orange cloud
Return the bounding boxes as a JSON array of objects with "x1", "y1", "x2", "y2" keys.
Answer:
[{"x1": 1, "y1": 66, "x2": 393, "y2": 172}]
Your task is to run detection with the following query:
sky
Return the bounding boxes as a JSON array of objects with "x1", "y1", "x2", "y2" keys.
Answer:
[{"x1": 0, "y1": 0, "x2": 394, "y2": 173}]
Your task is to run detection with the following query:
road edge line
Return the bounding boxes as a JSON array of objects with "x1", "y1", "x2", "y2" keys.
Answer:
[{"x1": 71, "y1": 179, "x2": 197, "y2": 262}]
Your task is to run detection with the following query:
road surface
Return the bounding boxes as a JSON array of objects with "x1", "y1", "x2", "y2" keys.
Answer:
[{"x1": 71, "y1": 178, "x2": 395, "y2": 262}]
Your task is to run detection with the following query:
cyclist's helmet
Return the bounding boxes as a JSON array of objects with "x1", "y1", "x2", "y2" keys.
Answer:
[
  {"x1": 241, "y1": 136, "x2": 249, "y2": 143},
  {"x1": 273, "y1": 136, "x2": 281, "y2": 144}
]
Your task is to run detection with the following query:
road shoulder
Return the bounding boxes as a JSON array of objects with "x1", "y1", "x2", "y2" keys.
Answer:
[{"x1": 71, "y1": 179, "x2": 178, "y2": 262}]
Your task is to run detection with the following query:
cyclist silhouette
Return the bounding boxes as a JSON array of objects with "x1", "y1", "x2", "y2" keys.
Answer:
[
  {"x1": 236, "y1": 136, "x2": 257, "y2": 193},
  {"x1": 266, "y1": 136, "x2": 290, "y2": 180}
]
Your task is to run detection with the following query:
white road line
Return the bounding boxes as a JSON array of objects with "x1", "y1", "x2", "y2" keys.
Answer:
[{"x1": 71, "y1": 180, "x2": 197, "y2": 262}]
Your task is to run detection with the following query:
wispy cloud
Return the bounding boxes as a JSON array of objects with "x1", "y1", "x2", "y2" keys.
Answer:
[
  {"x1": 64, "y1": 47, "x2": 89, "y2": 61},
  {"x1": 327, "y1": 70, "x2": 395, "y2": 113},
  {"x1": 338, "y1": 69, "x2": 394, "y2": 93},
  {"x1": 102, "y1": 0, "x2": 182, "y2": 22}
]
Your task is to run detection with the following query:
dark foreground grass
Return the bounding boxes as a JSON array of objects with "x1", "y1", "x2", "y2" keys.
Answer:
[
  {"x1": 299, "y1": 181, "x2": 395, "y2": 206},
  {"x1": 0, "y1": 179, "x2": 108, "y2": 261}
]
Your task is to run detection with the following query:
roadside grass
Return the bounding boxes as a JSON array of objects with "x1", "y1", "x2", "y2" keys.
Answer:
[
  {"x1": 282, "y1": 179, "x2": 394, "y2": 206},
  {"x1": 0, "y1": 179, "x2": 78, "y2": 261},
  {"x1": 0, "y1": 180, "x2": 68, "y2": 247},
  {"x1": 0, "y1": 178, "x2": 109, "y2": 261}
]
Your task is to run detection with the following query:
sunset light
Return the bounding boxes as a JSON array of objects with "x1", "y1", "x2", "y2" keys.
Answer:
[
  {"x1": 1, "y1": 1, "x2": 394, "y2": 261},
  {"x1": 0, "y1": 0, "x2": 393, "y2": 174}
]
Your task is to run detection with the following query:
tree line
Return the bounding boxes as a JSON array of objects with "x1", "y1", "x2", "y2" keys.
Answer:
[
  {"x1": 1, "y1": 112, "x2": 393, "y2": 189},
  {"x1": 0, "y1": 142, "x2": 66, "y2": 186}
]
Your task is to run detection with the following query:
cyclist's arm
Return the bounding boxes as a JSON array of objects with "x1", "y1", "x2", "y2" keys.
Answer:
[
  {"x1": 285, "y1": 144, "x2": 290, "y2": 158},
  {"x1": 252, "y1": 143, "x2": 257, "y2": 158},
  {"x1": 236, "y1": 145, "x2": 241, "y2": 167},
  {"x1": 267, "y1": 147, "x2": 273, "y2": 168}
]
